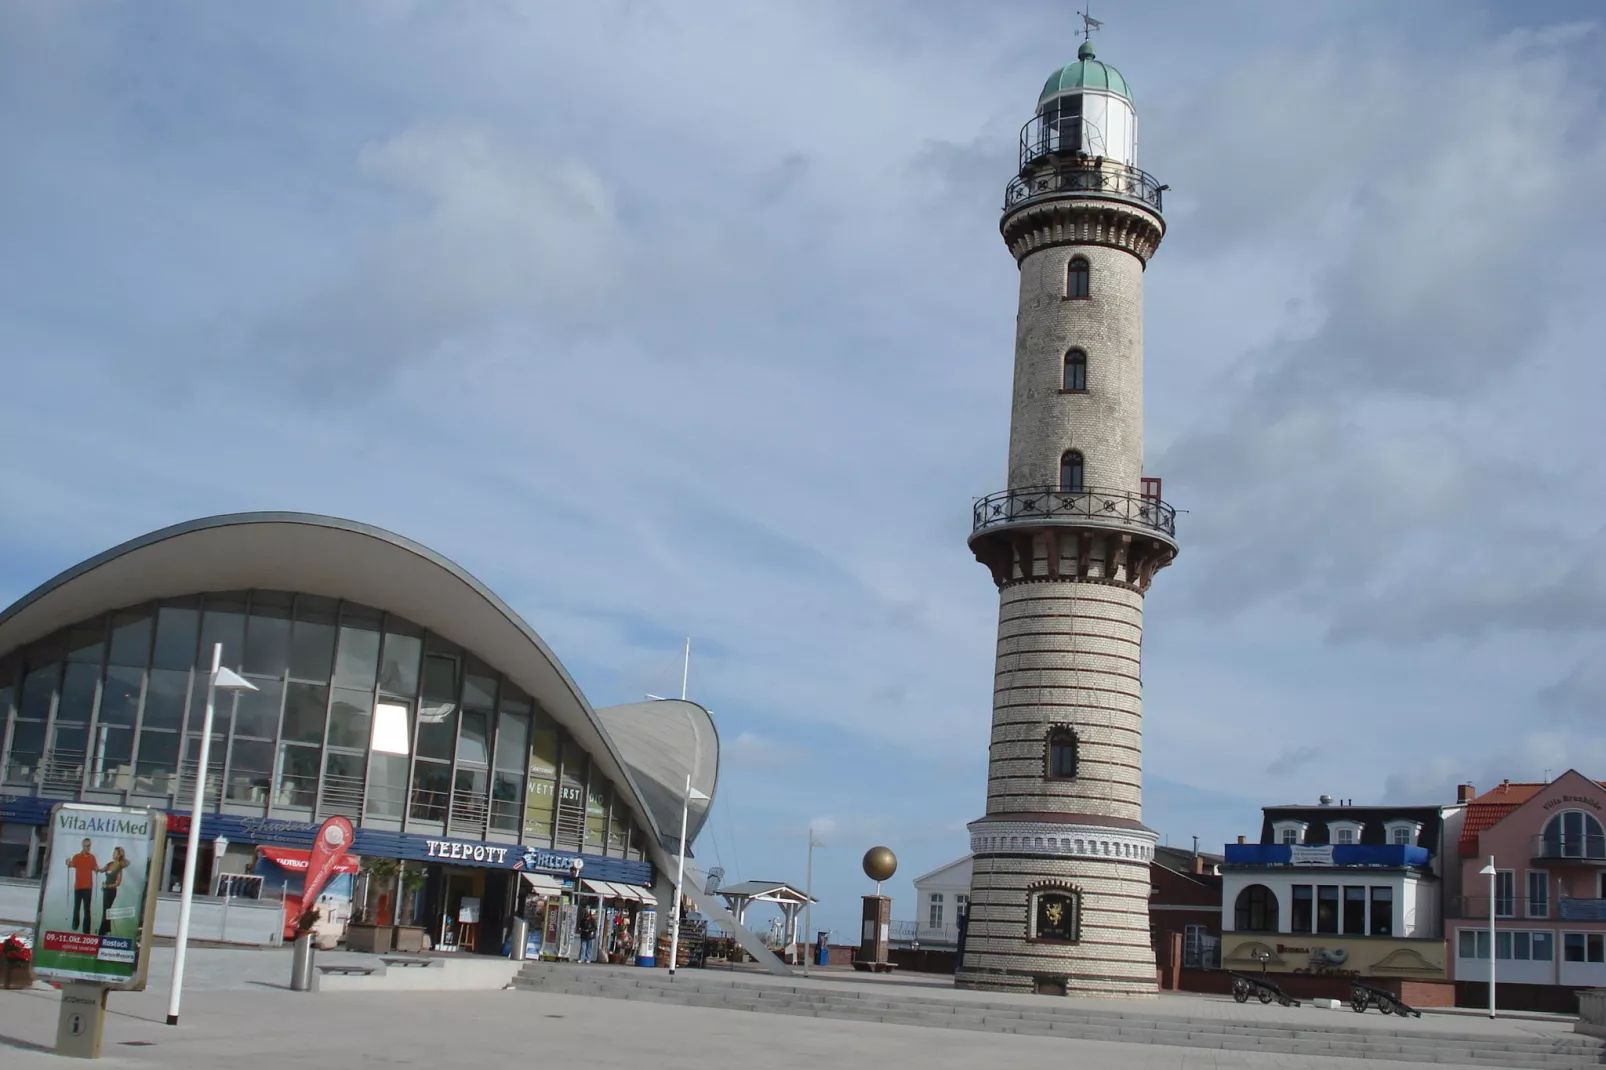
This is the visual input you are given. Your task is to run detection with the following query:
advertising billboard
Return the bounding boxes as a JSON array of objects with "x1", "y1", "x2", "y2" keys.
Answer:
[{"x1": 33, "y1": 804, "x2": 165, "y2": 989}]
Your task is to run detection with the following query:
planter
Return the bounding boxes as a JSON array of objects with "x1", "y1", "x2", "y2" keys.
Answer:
[
  {"x1": 1, "y1": 959, "x2": 34, "y2": 990},
  {"x1": 344, "y1": 923, "x2": 394, "y2": 954},
  {"x1": 393, "y1": 926, "x2": 428, "y2": 953}
]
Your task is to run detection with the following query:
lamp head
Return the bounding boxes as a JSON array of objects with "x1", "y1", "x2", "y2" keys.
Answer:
[{"x1": 1479, "y1": 862, "x2": 1497, "y2": 875}]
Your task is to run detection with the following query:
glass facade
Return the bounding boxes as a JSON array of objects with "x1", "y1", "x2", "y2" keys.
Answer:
[{"x1": 0, "y1": 590, "x2": 648, "y2": 861}]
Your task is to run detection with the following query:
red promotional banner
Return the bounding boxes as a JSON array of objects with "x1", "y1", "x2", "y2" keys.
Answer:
[{"x1": 299, "y1": 816, "x2": 355, "y2": 914}]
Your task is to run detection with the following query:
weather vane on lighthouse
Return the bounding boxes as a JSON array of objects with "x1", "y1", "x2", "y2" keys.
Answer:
[{"x1": 1077, "y1": 7, "x2": 1103, "y2": 42}]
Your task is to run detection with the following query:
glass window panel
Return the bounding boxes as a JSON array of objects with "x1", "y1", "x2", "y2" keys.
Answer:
[
  {"x1": 282, "y1": 682, "x2": 329, "y2": 745},
  {"x1": 56, "y1": 663, "x2": 100, "y2": 725},
  {"x1": 233, "y1": 676, "x2": 283, "y2": 740},
  {"x1": 325, "y1": 751, "x2": 365, "y2": 780},
  {"x1": 416, "y1": 655, "x2": 459, "y2": 760},
  {"x1": 457, "y1": 709, "x2": 490, "y2": 766},
  {"x1": 499, "y1": 684, "x2": 531, "y2": 716},
  {"x1": 1458, "y1": 930, "x2": 1476, "y2": 958},
  {"x1": 1496, "y1": 930, "x2": 1513, "y2": 960},
  {"x1": 100, "y1": 666, "x2": 141, "y2": 727},
  {"x1": 88, "y1": 724, "x2": 134, "y2": 788},
  {"x1": 198, "y1": 593, "x2": 248, "y2": 670},
  {"x1": 189, "y1": 673, "x2": 234, "y2": 736},
  {"x1": 1591, "y1": 934, "x2": 1605, "y2": 963},
  {"x1": 365, "y1": 753, "x2": 408, "y2": 817},
  {"x1": 9, "y1": 718, "x2": 45, "y2": 759},
  {"x1": 463, "y1": 658, "x2": 497, "y2": 709},
  {"x1": 1316, "y1": 885, "x2": 1339, "y2": 934},
  {"x1": 142, "y1": 668, "x2": 190, "y2": 732},
  {"x1": 491, "y1": 770, "x2": 523, "y2": 833},
  {"x1": 151, "y1": 601, "x2": 200, "y2": 670},
  {"x1": 134, "y1": 729, "x2": 179, "y2": 782},
  {"x1": 327, "y1": 688, "x2": 373, "y2": 750},
  {"x1": 333, "y1": 621, "x2": 381, "y2": 691},
  {"x1": 243, "y1": 593, "x2": 293, "y2": 677},
  {"x1": 19, "y1": 660, "x2": 60, "y2": 720},
  {"x1": 1514, "y1": 932, "x2": 1531, "y2": 960},
  {"x1": 1291, "y1": 885, "x2": 1313, "y2": 932},
  {"x1": 51, "y1": 722, "x2": 88, "y2": 759},
  {"x1": 555, "y1": 743, "x2": 587, "y2": 850},
  {"x1": 523, "y1": 727, "x2": 558, "y2": 846},
  {"x1": 410, "y1": 760, "x2": 450, "y2": 822},
  {"x1": 608, "y1": 805, "x2": 627, "y2": 855},
  {"x1": 585, "y1": 778, "x2": 608, "y2": 850},
  {"x1": 65, "y1": 618, "x2": 107, "y2": 665},
  {"x1": 371, "y1": 699, "x2": 412, "y2": 756},
  {"x1": 1343, "y1": 886, "x2": 1367, "y2": 935},
  {"x1": 378, "y1": 622, "x2": 422, "y2": 697},
  {"x1": 1533, "y1": 931, "x2": 1554, "y2": 960},
  {"x1": 494, "y1": 709, "x2": 529, "y2": 772},
  {"x1": 276, "y1": 743, "x2": 320, "y2": 808},
  {"x1": 454, "y1": 766, "x2": 487, "y2": 796},
  {"x1": 108, "y1": 609, "x2": 153, "y2": 668},
  {"x1": 1369, "y1": 886, "x2": 1394, "y2": 936},
  {"x1": 1565, "y1": 933, "x2": 1586, "y2": 962},
  {"x1": 227, "y1": 740, "x2": 275, "y2": 802},
  {"x1": 288, "y1": 597, "x2": 337, "y2": 681}
]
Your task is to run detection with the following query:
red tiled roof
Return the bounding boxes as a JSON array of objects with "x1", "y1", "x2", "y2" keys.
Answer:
[{"x1": 1458, "y1": 781, "x2": 1606, "y2": 856}]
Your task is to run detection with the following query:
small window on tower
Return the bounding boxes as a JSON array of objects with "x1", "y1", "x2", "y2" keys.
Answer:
[
  {"x1": 1060, "y1": 451, "x2": 1084, "y2": 494},
  {"x1": 1066, "y1": 257, "x2": 1090, "y2": 299},
  {"x1": 1063, "y1": 349, "x2": 1088, "y2": 392},
  {"x1": 1046, "y1": 727, "x2": 1078, "y2": 780}
]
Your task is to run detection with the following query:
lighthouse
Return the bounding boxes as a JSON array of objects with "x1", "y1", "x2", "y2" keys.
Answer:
[{"x1": 957, "y1": 36, "x2": 1176, "y2": 998}]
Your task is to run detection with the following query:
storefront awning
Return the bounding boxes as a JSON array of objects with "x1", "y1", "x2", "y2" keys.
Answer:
[
  {"x1": 521, "y1": 872, "x2": 566, "y2": 896},
  {"x1": 608, "y1": 883, "x2": 653, "y2": 903}
]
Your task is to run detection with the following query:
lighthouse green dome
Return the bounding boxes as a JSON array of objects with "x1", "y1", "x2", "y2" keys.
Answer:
[{"x1": 1038, "y1": 42, "x2": 1132, "y2": 104}]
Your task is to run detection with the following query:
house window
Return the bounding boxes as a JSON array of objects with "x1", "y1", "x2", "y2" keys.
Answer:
[
  {"x1": 1046, "y1": 727, "x2": 1078, "y2": 779},
  {"x1": 1343, "y1": 886, "x2": 1367, "y2": 935},
  {"x1": 929, "y1": 894, "x2": 944, "y2": 929},
  {"x1": 1327, "y1": 820, "x2": 1363, "y2": 845},
  {"x1": 1063, "y1": 349, "x2": 1088, "y2": 392},
  {"x1": 1272, "y1": 820, "x2": 1306, "y2": 845},
  {"x1": 1565, "y1": 933, "x2": 1606, "y2": 963},
  {"x1": 1316, "y1": 886, "x2": 1339, "y2": 934},
  {"x1": 1233, "y1": 885, "x2": 1278, "y2": 932},
  {"x1": 1527, "y1": 870, "x2": 1549, "y2": 918},
  {"x1": 1370, "y1": 886, "x2": 1394, "y2": 936},
  {"x1": 1059, "y1": 451, "x2": 1084, "y2": 494},
  {"x1": 1391, "y1": 827, "x2": 1410, "y2": 845},
  {"x1": 1029, "y1": 888, "x2": 1080, "y2": 943},
  {"x1": 1334, "y1": 828, "x2": 1357, "y2": 845},
  {"x1": 1291, "y1": 885, "x2": 1313, "y2": 932},
  {"x1": 1066, "y1": 257, "x2": 1090, "y2": 299},
  {"x1": 1542, "y1": 810, "x2": 1606, "y2": 859},
  {"x1": 956, "y1": 894, "x2": 969, "y2": 917},
  {"x1": 1281, "y1": 829, "x2": 1299, "y2": 844},
  {"x1": 1494, "y1": 871, "x2": 1515, "y2": 918},
  {"x1": 1383, "y1": 819, "x2": 1420, "y2": 846}
]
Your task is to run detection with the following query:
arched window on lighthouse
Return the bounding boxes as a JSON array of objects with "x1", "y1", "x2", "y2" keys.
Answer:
[
  {"x1": 1046, "y1": 727, "x2": 1078, "y2": 779},
  {"x1": 1063, "y1": 349, "x2": 1088, "y2": 392},
  {"x1": 1059, "y1": 451, "x2": 1085, "y2": 494},
  {"x1": 1066, "y1": 257, "x2": 1090, "y2": 299}
]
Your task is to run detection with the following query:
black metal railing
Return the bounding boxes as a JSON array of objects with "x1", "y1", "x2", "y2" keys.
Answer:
[
  {"x1": 972, "y1": 486, "x2": 1176, "y2": 538},
  {"x1": 1005, "y1": 161, "x2": 1164, "y2": 212},
  {"x1": 1532, "y1": 834, "x2": 1606, "y2": 861}
]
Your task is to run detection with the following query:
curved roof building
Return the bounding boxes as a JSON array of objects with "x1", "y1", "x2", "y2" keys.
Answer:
[{"x1": 0, "y1": 512, "x2": 718, "y2": 914}]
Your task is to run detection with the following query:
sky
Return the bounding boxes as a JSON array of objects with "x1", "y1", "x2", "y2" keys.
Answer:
[{"x1": 2, "y1": 0, "x2": 1605, "y2": 943}]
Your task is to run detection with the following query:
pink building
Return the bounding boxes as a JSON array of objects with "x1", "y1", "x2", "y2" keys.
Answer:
[{"x1": 1445, "y1": 770, "x2": 1606, "y2": 1012}]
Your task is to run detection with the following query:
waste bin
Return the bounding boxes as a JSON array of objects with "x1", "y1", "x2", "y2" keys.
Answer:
[
  {"x1": 289, "y1": 933, "x2": 316, "y2": 992},
  {"x1": 815, "y1": 931, "x2": 830, "y2": 967},
  {"x1": 510, "y1": 916, "x2": 529, "y2": 961}
]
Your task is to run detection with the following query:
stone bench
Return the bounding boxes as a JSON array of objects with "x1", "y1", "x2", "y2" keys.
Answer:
[
  {"x1": 316, "y1": 964, "x2": 378, "y2": 976},
  {"x1": 381, "y1": 956, "x2": 443, "y2": 969}
]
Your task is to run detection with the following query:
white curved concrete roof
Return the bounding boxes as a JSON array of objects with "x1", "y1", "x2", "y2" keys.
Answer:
[
  {"x1": 595, "y1": 699, "x2": 718, "y2": 853},
  {"x1": 0, "y1": 511, "x2": 699, "y2": 873}
]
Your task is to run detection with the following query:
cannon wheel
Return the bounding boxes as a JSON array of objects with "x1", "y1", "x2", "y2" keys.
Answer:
[
  {"x1": 1378, "y1": 1001, "x2": 1394, "y2": 1015},
  {"x1": 1232, "y1": 979, "x2": 1250, "y2": 1003},
  {"x1": 1350, "y1": 988, "x2": 1369, "y2": 1013},
  {"x1": 1257, "y1": 986, "x2": 1274, "y2": 1004}
]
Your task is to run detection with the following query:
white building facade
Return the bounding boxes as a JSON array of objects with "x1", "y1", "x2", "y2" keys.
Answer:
[{"x1": 912, "y1": 855, "x2": 972, "y2": 947}]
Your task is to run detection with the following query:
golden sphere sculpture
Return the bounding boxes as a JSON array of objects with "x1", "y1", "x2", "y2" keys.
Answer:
[{"x1": 862, "y1": 846, "x2": 898, "y2": 883}]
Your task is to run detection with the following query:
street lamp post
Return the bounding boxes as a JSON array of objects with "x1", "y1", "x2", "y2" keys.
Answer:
[
  {"x1": 667, "y1": 772, "x2": 710, "y2": 981},
  {"x1": 803, "y1": 827, "x2": 824, "y2": 978},
  {"x1": 167, "y1": 642, "x2": 257, "y2": 1026},
  {"x1": 1479, "y1": 855, "x2": 1498, "y2": 1019}
]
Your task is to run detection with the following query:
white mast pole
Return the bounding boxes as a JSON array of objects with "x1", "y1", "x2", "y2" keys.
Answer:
[{"x1": 681, "y1": 637, "x2": 690, "y2": 701}]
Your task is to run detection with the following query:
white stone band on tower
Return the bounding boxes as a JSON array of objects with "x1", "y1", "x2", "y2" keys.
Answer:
[{"x1": 958, "y1": 40, "x2": 1177, "y2": 998}]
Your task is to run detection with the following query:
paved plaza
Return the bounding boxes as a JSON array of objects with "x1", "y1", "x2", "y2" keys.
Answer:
[{"x1": 0, "y1": 948, "x2": 1593, "y2": 1069}]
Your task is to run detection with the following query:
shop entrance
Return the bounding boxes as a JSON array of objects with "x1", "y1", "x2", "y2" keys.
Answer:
[{"x1": 425, "y1": 866, "x2": 515, "y2": 954}]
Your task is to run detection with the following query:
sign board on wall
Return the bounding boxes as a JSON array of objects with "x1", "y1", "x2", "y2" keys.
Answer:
[
  {"x1": 33, "y1": 804, "x2": 166, "y2": 989},
  {"x1": 1221, "y1": 936, "x2": 1446, "y2": 980},
  {"x1": 1289, "y1": 845, "x2": 1335, "y2": 866}
]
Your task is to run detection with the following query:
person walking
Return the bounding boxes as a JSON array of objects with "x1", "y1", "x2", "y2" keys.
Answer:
[
  {"x1": 576, "y1": 909, "x2": 597, "y2": 964},
  {"x1": 98, "y1": 847, "x2": 130, "y2": 936},
  {"x1": 66, "y1": 839, "x2": 99, "y2": 934}
]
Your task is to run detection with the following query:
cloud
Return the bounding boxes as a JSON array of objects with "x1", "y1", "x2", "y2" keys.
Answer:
[
  {"x1": 724, "y1": 731, "x2": 810, "y2": 772},
  {"x1": 1265, "y1": 745, "x2": 1322, "y2": 777}
]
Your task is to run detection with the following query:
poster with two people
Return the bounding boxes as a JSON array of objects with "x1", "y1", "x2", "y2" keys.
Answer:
[{"x1": 33, "y1": 803, "x2": 164, "y2": 988}]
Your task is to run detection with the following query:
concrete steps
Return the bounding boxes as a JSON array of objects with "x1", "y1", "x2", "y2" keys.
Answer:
[{"x1": 511, "y1": 964, "x2": 1606, "y2": 1069}]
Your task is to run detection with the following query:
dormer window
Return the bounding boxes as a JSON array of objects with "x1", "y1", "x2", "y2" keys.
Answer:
[
  {"x1": 1272, "y1": 820, "x2": 1307, "y2": 845},
  {"x1": 1327, "y1": 820, "x2": 1364, "y2": 846},
  {"x1": 1384, "y1": 819, "x2": 1422, "y2": 847}
]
